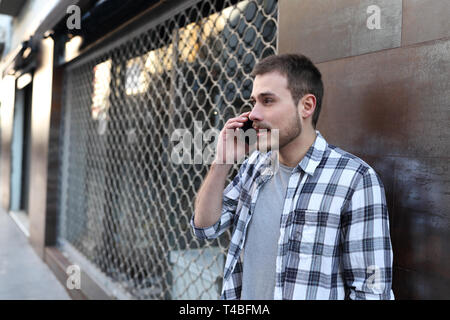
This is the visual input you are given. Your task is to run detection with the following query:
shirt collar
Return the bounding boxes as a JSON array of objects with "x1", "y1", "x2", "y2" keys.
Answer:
[
  {"x1": 296, "y1": 130, "x2": 327, "y2": 176},
  {"x1": 257, "y1": 130, "x2": 328, "y2": 178}
]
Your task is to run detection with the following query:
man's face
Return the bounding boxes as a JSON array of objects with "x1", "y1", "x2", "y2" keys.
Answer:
[{"x1": 249, "y1": 71, "x2": 302, "y2": 152}]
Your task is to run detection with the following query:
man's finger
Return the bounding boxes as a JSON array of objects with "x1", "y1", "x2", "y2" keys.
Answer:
[{"x1": 224, "y1": 121, "x2": 244, "y2": 130}]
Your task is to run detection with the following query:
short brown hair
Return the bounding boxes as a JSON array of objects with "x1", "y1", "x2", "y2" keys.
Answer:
[{"x1": 251, "y1": 53, "x2": 324, "y2": 128}]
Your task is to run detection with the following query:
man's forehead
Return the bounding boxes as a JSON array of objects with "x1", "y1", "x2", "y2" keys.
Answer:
[{"x1": 251, "y1": 71, "x2": 288, "y2": 96}]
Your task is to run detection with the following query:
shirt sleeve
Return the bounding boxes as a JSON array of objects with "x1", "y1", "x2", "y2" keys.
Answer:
[
  {"x1": 190, "y1": 158, "x2": 249, "y2": 240},
  {"x1": 341, "y1": 167, "x2": 395, "y2": 300}
]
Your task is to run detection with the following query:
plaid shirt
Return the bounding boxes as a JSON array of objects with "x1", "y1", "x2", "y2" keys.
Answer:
[{"x1": 191, "y1": 131, "x2": 394, "y2": 300}]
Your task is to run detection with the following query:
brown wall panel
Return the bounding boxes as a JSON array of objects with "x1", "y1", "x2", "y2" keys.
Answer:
[
  {"x1": 28, "y1": 38, "x2": 54, "y2": 259},
  {"x1": 313, "y1": 39, "x2": 450, "y2": 299},
  {"x1": 0, "y1": 76, "x2": 16, "y2": 210},
  {"x1": 316, "y1": 38, "x2": 450, "y2": 158},
  {"x1": 392, "y1": 157, "x2": 449, "y2": 278},
  {"x1": 44, "y1": 66, "x2": 64, "y2": 246},
  {"x1": 402, "y1": 0, "x2": 450, "y2": 46},
  {"x1": 279, "y1": 0, "x2": 402, "y2": 63},
  {"x1": 393, "y1": 267, "x2": 450, "y2": 299},
  {"x1": 280, "y1": 1, "x2": 450, "y2": 299}
]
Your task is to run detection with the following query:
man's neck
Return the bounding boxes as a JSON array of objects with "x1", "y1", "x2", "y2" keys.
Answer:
[{"x1": 278, "y1": 128, "x2": 317, "y2": 168}]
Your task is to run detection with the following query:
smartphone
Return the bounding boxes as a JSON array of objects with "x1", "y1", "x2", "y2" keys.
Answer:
[
  {"x1": 241, "y1": 119, "x2": 254, "y2": 132},
  {"x1": 239, "y1": 119, "x2": 256, "y2": 145}
]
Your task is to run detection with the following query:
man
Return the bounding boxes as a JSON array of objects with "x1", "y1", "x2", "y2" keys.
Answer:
[{"x1": 191, "y1": 53, "x2": 394, "y2": 300}]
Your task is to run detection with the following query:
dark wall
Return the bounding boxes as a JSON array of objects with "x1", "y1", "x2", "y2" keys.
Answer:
[
  {"x1": 279, "y1": 0, "x2": 450, "y2": 299},
  {"x1": 0, "y1": 76, "x2": 16, "y2": 211}
]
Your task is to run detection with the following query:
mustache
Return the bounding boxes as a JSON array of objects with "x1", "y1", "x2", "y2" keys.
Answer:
[{"x1": 253, "y1": 124, "x2": 271, "y2": 130}]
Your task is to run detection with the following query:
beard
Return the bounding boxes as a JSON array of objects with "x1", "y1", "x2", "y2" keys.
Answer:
[{"x1": 256, "y1": 111, "x2": 302, "y2": 152}]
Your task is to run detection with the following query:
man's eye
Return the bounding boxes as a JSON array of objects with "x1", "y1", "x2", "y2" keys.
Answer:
[{"x1": 264, "y1": 98, "x2": 273, "y2": 104}]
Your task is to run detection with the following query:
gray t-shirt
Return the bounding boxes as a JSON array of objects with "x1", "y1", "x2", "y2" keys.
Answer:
[{"x1": 241, "y1": 162, "x2": 296, "y2": 300}]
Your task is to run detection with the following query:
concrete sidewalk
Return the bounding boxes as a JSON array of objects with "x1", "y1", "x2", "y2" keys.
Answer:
[{"x1": 0, "y1": 210, "x2": 70, "y2": 300}]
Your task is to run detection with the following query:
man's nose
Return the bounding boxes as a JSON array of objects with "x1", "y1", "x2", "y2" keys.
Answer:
[{"x1": 248, "y1": 106, "x2": 263, "y2": 122}]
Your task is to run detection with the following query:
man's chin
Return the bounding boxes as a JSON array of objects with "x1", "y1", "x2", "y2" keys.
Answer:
[{"x1": 254, "y1": 135, "x2": 279, "y2": 153}]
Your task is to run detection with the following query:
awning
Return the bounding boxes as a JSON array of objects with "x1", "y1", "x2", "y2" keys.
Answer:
[{"x1": 0, "y1": 0, "x2": 27, "y2": 17}]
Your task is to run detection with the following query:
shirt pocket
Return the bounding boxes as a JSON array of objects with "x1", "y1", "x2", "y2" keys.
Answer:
[
  {"x1": 289, "y1": 209, "x2": 341, "y2": 256},
  {"x1": 289, "y1": 209, "x2": 319, "y2": 245}
]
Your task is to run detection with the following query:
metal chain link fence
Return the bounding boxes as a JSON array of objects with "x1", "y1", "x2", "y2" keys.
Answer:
[{"x1": 57, "y1": 0, "x2": 277, "y2": 299}]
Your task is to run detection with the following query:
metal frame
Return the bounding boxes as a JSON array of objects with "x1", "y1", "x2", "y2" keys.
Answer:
[
  {"x1": 66, "y1": 0, "x2": 203, "y2": 70},
  {"x1": 55, "y1": 0, "x2": 278, "y2": 300}
]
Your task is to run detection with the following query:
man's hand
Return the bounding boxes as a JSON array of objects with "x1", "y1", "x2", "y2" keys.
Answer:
[{"x1": 214, "y1": 111, "x2": 252, "y2": 165}]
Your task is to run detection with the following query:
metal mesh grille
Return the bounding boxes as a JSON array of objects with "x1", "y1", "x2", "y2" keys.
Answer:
[{"x1": 58, "y1": 0, "x2": 277, "y2": 299}]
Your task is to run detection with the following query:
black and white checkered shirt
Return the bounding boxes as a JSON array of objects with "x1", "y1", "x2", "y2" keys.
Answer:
[{"x1": 191, "y1": 131, "x2": 394, "y2": 300}]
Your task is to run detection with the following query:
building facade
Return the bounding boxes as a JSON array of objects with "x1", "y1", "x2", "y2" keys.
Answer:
[{"x1": 0, "y1": 0, "x2": 449, "y2": 299}]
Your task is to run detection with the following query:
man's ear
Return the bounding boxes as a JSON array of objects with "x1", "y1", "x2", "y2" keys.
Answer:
[{"x1": 299, "y1": 94, "x2": 316, "y2": 119}]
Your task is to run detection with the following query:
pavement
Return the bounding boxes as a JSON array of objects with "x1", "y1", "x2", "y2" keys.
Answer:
[{"x1": 0, "y1": 209, "x2": 71, "y2": 300}]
